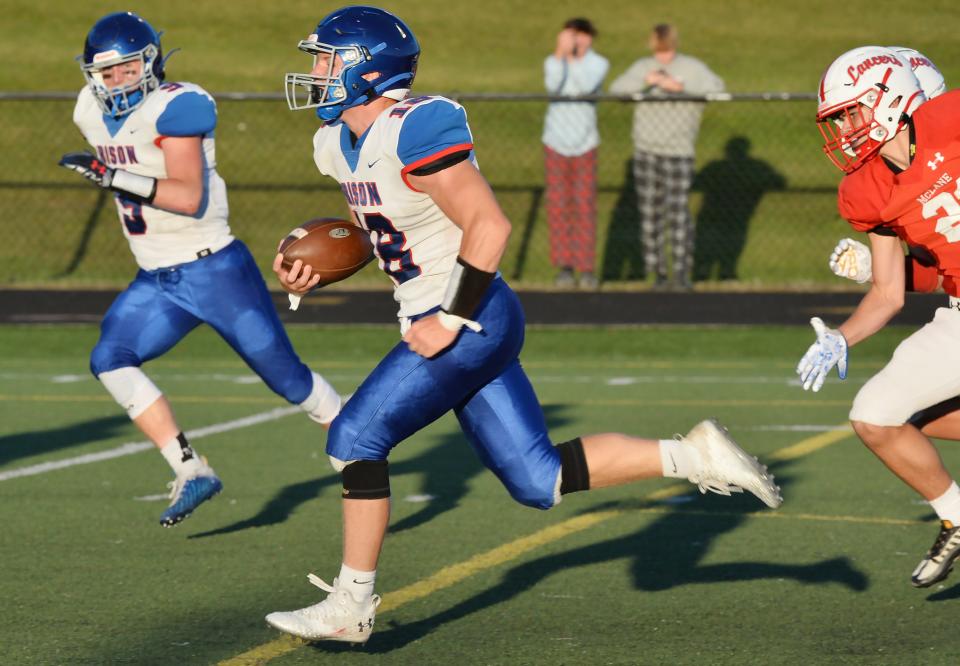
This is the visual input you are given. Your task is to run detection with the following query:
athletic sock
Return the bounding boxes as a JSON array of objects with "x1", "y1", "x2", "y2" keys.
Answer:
[
  {"x1": 339, "y1": 563, "x2": 376, "y2": 604},
  {"x1": 659, "y1": 438, "x2": 702, "y2": 480},
  {"x1": 929, "y1": 481, "x2": 960, "y2": 525},
  {"x1": 160, "y1": 433, "x2": 203, "y2": 477},
  {"x1": 301, "y1": 372, "x2": 341, "y2": 425}
]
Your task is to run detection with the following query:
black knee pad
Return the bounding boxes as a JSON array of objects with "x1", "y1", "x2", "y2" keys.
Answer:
[
  {"x1": 556, "y1": 438, "x2": 590, "y2": 495},
  {"x1": 341, "y1": 459, "x2": 390, "y2": 500}
]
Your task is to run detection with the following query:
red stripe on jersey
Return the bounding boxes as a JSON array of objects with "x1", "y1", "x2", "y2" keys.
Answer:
[{"x1": 400, "y1": 143, "x2": 474, "y2": 192}]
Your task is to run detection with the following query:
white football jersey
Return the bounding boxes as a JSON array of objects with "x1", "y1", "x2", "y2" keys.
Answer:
[
  {"x1": 312, "y1": 96, "x2": 475, "y2": 319},
  {"x1": 73, "y1": 82, "x2": 233, "y2": 270}
]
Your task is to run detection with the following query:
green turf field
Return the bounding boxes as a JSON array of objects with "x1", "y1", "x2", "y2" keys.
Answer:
[{"x1": 3, "y1": 323, "x2": 959, "y2": 665}]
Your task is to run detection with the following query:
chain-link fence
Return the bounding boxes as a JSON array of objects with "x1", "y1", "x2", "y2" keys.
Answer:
[{"x1": 0, "y1": 92, "x2": 846, "y2": 290}]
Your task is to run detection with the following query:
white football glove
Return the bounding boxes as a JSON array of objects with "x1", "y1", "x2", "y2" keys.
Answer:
[
  {"x1": 829, "y1": 238, "x2": 872, "y2": 284},
  {"x1": 796, "y1": 317, "x2": 848, "y2": 392}
]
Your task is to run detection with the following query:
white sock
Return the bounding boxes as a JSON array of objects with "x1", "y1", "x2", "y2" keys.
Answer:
[
  {"x1": 929, "y1": 481, "x2": 960, "y2": 525},
  {"x1": 159, "y1": 433, "x2": 203, "y2": 476},
  {"x1": 300, "y1": 372, "x2": 341, "y2": 425},
  {"x1": 338, "y1": 563, "x2": 376, "y2": 604},
  {"x1": 659, "y1": 439, "x2": 702, "y2": 480}
]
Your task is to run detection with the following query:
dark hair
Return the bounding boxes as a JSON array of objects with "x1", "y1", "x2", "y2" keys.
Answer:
[{"x1": 564, "y1": 17, "x2": 597, "y2": 37}]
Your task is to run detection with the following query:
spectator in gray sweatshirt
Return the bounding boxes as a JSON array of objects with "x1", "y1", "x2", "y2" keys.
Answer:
[
  {"x1": 610, "y1": 23, "x2": 723, "y2": 291},
  {"x1": 542, "y1": 18, "x2": 609, "y2": 290}
]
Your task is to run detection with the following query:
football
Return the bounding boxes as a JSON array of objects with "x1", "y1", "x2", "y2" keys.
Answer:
[{"x1": 278, "y1": 218, "x2": 374, "y2": 287}]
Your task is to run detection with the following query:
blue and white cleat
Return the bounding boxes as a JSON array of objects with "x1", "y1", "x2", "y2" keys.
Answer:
[{"x1": 159, "y1": 466, "x2": 223, "y2": 527}]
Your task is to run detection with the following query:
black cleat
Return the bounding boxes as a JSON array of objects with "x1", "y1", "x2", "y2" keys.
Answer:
[{"x1": 911, "y1": 520, "x2": 960, "y2": 588}]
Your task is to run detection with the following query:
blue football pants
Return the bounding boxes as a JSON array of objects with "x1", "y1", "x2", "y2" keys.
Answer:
[
  {"x1": 90, "y1": 240, "x2": 313, "y2": 404},
  {"x1": 327, "y1": 279, "x2": 561, "y2": 509}
]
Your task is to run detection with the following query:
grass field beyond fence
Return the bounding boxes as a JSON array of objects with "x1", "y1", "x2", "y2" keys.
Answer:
[
  {"x1": 1, "y1": 95, "x2": 843, "y2": 288},
  {"x1": 5, "y1": 0, "x2": 960, "y2": 288}
]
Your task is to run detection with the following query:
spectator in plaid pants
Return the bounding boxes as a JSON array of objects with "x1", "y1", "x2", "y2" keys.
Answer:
[
  {"x1": 610, "y1": 23, "x2": 724, "y2": 290},
  {"x1": 542, "y1": 18, "x2": 608, "y2": 289}
]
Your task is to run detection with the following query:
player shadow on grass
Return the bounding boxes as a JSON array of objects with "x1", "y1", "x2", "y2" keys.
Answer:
[
  {"x1": 600, "y1": 159, "x2": 646, "y2": 283},
  {"x1": 189, "y1": 405, "x2": 575, "y2": 539},
  {"x1": 925, "y1": 581, "x2": 960, "y2": 602},
  {"x1": 0, "y1": 414, "x2": 130, "y2": 467},
  {"x1": 186, "y1": 442, "x2": 478, "y2": 540},
  {"x1": 318, "y1": 460, "x2": 869, "y2": 653}
]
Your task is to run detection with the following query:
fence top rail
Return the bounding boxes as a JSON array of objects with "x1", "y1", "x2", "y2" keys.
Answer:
[{"x1": 0, "y1": 91, "x2": 818, "y2": 103}]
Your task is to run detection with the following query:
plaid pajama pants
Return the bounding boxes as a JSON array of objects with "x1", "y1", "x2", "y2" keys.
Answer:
[
  {"x1": 632, "y1": 151, "x2": 695, "y2": 280},
  {"x1": 544, "y1": 146, "x2": 597, "y2": 272}
]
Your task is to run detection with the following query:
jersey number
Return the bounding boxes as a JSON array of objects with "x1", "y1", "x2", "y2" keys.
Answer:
[
  {"x1": 118, "y1": 196, "x2": 146, "y2": 235},
  {"x1": 922, "y1": 181, "x2": 960, "y2": 243},
  {"x1": 357, "y1": 211, "x2": 422, "y2": 284}
]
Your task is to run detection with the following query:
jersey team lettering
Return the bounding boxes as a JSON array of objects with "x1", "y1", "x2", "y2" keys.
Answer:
[{"x1": 847, "y1": 54, "x2": 904, "y2": 85}]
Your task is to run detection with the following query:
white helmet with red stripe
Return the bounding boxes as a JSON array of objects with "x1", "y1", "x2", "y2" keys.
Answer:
[
  {"x1": 816, "y1": 45, "x2": 925, "y2": 172},
  {"x1": 888, "y1": 46, "x2": 946, "y2": 99}
]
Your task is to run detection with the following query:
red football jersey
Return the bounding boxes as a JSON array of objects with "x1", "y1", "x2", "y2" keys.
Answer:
[
  {"x1": 838, "y1": 155, "x2": 896, "y2": 233},
  {"x1": 835, "y1": 125, "x2": 943, "y2": 293},
  {"x1": 881, "y1": 90, "x2": 960, "y2": 296}
]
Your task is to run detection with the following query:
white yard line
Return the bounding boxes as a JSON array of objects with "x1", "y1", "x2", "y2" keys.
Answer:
[
  {"x1": 0, "y1": 371, "x2": 863, "y2": 387},
  {"x1": 0, "y1": 406, "x2": 301, "y2": 482},
  {"x1": 748, "y1": 424, "x2": 851, "y2": 432}
]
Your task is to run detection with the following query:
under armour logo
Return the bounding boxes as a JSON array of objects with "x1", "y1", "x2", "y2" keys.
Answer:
[
  {"x1": 928, "y1": 152, "x2": 945, "y2": 170},
  {"x1": 357, "y1": 618, "x2": 374, "y2": 632}
]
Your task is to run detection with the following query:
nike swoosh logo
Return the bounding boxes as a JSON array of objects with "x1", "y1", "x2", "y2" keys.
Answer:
[
  {"x1": 367, "y1": 159, "x2": 381, "y2": 168},
  {"x1": 668, "y1": 453, "x2": 678, "y2": 474},
  {"x1": 353, "y1": 578, "x2": 373, "y2": 585}
]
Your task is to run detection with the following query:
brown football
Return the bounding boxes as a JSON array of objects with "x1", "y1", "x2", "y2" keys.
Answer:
[{"x1": 278, "y1": 218, "x2": 374, "y2": 287}]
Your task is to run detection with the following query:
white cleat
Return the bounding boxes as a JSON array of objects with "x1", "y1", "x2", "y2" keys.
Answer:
[
  {"x1": 682, "y1": 418, "x2": 782, "y2": 508},
  {"x1": 265, "y1": 574, "x2": 381, "y2": 644}
]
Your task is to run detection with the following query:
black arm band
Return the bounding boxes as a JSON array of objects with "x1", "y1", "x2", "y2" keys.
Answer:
[
  {"x1": 408, "y1": 149, "x2": 471, "y2": 176},
  {"x1": 441, "y1": 256, "x2": 495, "y2": 319},
  {"x1": 867, "y1": 224, "x2": 897, "y2": 237}
]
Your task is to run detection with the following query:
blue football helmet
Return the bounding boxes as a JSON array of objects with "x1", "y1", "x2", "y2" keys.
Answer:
[
  {"x1": 285, "y1": 6, "x2": 420, "y2": 122},
  {"x1": 79, "y1": 12, "x2": 166, "y2": 118}
]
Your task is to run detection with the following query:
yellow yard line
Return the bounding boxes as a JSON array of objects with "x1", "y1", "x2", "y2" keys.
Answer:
[
  {"x1": 220, "y1": 425, "x2": 855, "y2": 666},
  {"x1": 377, "y1": 510, "x2": 621, "y2": 613},
  {"x1": 633, "y1": 505, "x2": 922, "y2": 527},
  {"x1": 765, "y1": 426, "x2": 854, "y2": 461}
]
